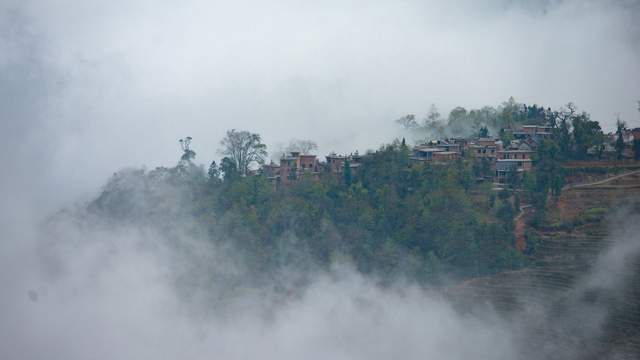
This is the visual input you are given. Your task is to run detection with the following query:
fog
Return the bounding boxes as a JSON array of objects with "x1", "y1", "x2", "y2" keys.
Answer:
[
  {"x1": 2, "y1": 0, "x2": 640, "y2": 209},
  {"x1": 1, "y1": 218, "x2": 515, "y2": 359},
  {"x1": 1, "y1": 182, "x2": 640, "y2": 359},
  {"x1": 1, "y1": 0, "x2": 640, "y2": 359}
]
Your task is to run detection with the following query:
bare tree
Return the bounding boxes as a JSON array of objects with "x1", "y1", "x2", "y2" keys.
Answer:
[
  {"x1": 219, "y1": 129, "x2": 267, "y2": 176},
  {"x1": 286, "y1": 139, "x2": 318, "y2": 155},
  {"x1": 395, "y1": 114, "x2": 418, "y2": 129},
  {"x1": 425, "y1": 104, "x2": 442, "y2": 124},
  {"x1": 423, "y1": 104, "x2": 446, "y2": 138},
  {"x1": 178, "y1": 136, "x2": 196, "y2": 161},
  {"x1": 554, "y1": 102, "x2": 577, "y2": 125}
]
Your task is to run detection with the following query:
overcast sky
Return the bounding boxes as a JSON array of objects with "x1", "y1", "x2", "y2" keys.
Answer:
[{"x1": 1, "y1": 0, "x2": 640, "y2": 211}]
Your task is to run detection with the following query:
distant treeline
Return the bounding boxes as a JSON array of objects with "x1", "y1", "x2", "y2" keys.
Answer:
[
  {"x1": 395, "y1": 97, "x2": 550, "y2": 140},
  {"x1": 91, "y1": 142, "x2": 521, "y2": 283},
  {"x1": 396, "y1": 97, "x2": 635, "y2": 162}
]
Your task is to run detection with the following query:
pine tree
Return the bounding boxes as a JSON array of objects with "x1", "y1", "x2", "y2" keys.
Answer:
[
  {"x1": 343, "y1": 159, "x2": 352, "y2": 186},
  {"x1": 615, "y1": 118, "x2": 626, "y2": 160},
  {"x1": 558, "y1": 118, "x2": 571, "y2": 159},
  {"x1": 207, "y1": 161, "x2": 220, "y2": 180}
]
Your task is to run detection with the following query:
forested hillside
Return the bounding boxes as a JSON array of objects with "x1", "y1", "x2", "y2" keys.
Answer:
[
  {"x1": 87, "y1": 99, "x2": 638, "y2": 285},
  {"x1": 90, "y1": 142, "x2": 521, "y2": 283}
]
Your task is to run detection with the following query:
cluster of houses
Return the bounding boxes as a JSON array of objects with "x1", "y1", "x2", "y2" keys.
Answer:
[
  {"x1": 410, "y1": 125, "x2": 551, "y2": 183},
  {"x1": 597, "y1": 127, "x2": 640, "y2": 159},
  {"x1": 262, "y1": 151, "x2": 364, "y2": 185},
  {"x1": 261, "y1": 124, "x2": 640, "y2": 186}
]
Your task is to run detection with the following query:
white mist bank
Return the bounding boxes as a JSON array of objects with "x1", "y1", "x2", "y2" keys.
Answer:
[
  {"x1": 1, "y1": 201, "x2": 639, "y2": 360},
  {"x1": 2, "y1": 0, "x2": 639, "y2": 211},
  {"x1": 1, "y1": 213, "x2": 517, "y2": 360}
]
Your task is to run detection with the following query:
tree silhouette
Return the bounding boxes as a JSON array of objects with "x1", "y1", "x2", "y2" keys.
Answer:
[
  {"x1": 179, "y1": 136, "x2": 196, "y2": 162},
  {"x1": 219, "y1": 129, "x2": 268, "y2": 176}
]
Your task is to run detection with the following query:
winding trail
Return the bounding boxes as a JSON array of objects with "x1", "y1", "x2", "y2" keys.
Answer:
[
  {"x1": 563, "y1": 169, "x2": 640, "y2": 190},
  {"x1": 514, "y1": 204, "x2": 532, "y2": 251}
]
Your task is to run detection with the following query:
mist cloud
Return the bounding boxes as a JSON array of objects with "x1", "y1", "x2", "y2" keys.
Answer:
[
  {"x1": 2, "y1": 189, "x2": 640, "y2": 359},
  {"x1": 2, "y1": 1, "x2": 640, "y2": 359},
  {"x1": 2, "y1": 0, "x2": 640, "y2": 209},
  {"x1": 1, "y1": 206, "x2": 519, "y2": 360}
]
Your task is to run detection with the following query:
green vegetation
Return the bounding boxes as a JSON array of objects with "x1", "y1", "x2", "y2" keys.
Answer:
[
  {"x1": 89, "y1": 98, "x2": 635, "y2": 284},
  {"x1": 542, "y1": 207, "x2": 608, "y2": 233},
  {"x1": 616, "y1": 118, "x2": 626, "y2": 160},
  {"x1": 395, "y1": 97, "x2": 551, "y2": 140},
  {"x1": 579, "y1": 207, "x2": 608, "y2": 223},
  {"x1": 90, "y1": 142, "x2": 523, "y2": 284}
]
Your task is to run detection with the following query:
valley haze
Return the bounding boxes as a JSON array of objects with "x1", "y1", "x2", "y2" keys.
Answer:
[{"x1": 1, "y1": 0, "x2": 640, "y2": 359}]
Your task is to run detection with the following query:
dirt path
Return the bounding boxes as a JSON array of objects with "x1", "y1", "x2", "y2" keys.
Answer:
[
  {"x1": 563, "y1": 169, "x2": 640, "y2": 190},
  {"x1": 514, "y1": 204, "x2": 532, "y2": 251}
]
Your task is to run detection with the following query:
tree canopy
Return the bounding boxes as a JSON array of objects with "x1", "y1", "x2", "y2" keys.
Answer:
[{"x1": 219, "y1": 129, "x2": 268, "y2": 176}]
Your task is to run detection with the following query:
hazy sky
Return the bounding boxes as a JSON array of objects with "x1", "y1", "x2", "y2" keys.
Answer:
[{"x1": 1, "y1": 0, "x2": 640, "y2": 210}]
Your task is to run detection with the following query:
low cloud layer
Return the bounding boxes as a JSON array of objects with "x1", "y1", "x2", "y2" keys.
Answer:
[
  {"x1": 1, "y1": 209, "x2": 518, "y2": 360},
  {"x1": 1, "y1": 192, "x2": 640, "y2": 359}
]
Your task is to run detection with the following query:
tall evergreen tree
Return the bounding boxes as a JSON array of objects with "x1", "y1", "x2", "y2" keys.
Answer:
[
  {"x1": 343, "y1": 159, "x2": 352, "y2": 186},
  {"x1": 615, "y1": 118, "x2": 626, "y2": 160},
  {"x1": 558, "y1": 117, "x2": 571, "y2": 159},
  {"x1": 571, "y1": 113, "x2": 602, "y2": 159},
  {"x1": 207, "y1": 161, "x2": 220, "y2": 180},
  {"x1": 220, "y1": 157, "x2": 239, "y2": 182}
]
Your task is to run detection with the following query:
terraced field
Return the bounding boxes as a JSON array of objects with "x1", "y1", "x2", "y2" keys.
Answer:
[{"x1": 447, "y1": 171, "x2": 640, "y2": 359}]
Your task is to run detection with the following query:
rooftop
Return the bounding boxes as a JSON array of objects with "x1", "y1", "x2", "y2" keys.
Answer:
[
  {"x1": 498, "y1": 149, "x2": 534, "y2": 153},
  {"x1": 496, "y1": 158, "x2": 532, "y2": 162},
  {"x1": 434, "y1": 151, "x2": 459, "y2": 155},
  {"x1": 469, "y1": 143, "x2": 497, "y2": 148},
  {"x1": 414, "y1": 146, "x2": 445, "y2": 152}
]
